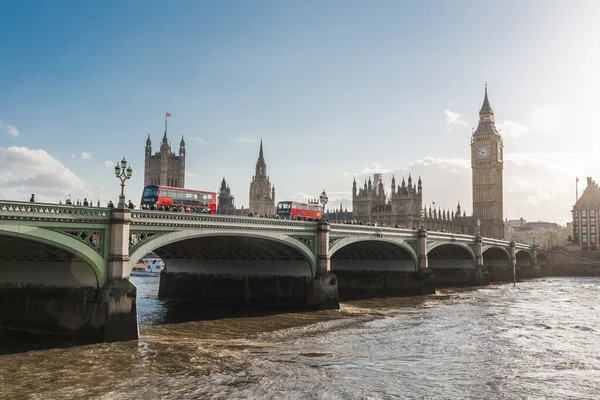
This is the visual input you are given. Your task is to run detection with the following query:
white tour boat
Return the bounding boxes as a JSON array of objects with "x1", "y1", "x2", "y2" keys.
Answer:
[{"x1": 131, "y1": 257, "x2": 165, "y2": 277}]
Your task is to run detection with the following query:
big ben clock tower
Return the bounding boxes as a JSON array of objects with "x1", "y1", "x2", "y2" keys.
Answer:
[{"x1": 471, "y1": 84, "x2": 504, "y2": 239}]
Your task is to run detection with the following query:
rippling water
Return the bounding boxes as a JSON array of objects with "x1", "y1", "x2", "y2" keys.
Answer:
[{"x1": 1, "y1": 277, "x2": 599, "y2": 399}]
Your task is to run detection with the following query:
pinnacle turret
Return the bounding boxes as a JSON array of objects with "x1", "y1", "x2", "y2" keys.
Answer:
[{"x1": 480, "y1": 83, "x2": 493, "y2": 114}]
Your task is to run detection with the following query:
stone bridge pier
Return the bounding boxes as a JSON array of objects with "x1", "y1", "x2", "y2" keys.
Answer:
[{"x1": 0, "y1": 207, "x2": 138, "y2": 342}]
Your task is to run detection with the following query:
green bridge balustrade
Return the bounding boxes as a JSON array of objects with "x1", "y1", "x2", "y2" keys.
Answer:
[{"x1": 0, "y1": 200, "x2": 557, "y2": 342}]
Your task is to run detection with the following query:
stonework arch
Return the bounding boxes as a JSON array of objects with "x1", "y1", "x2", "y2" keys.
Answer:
[
  {"x1": 329, "y1": 237, "x2": 417, "y2": 273},
  {"x1": 130, "y1": 229, "x2": 317, "y2": 276},
  {"x1": 426, "y1": 242, "x2": 476, "y2": 269},
  {"x1": 329, "y1": 237, "x2": 418, "y2": 266},
  {"x1": 0, "y1": 224, "x2": 106, "y2": 287}
]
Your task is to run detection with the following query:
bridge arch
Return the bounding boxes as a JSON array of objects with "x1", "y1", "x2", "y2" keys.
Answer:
[
  {"x1": 130, "y1": 229, "x2": 317, "y2": 277},
  {"x1": 329, "y1": 237, "x2": 418, "y2": 272},
  {"x1": 0, "y1": 224, "x2": 106, "y2": 287},
  {"x1": 482, "y1": 246, "x2": 510, "y2": 268},
  {"x1": 516, "y1": 249, "x2": 534, "y2": 267},
  {"x1": 426, "y1": 242, "x2": 475, "y2": 269},
  {"x1": 536, "y1": 252, "x2": 548, "y2": 264}
]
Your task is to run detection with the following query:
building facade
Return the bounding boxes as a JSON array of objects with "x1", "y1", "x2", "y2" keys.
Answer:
[
  {"x1": 350, "y1": 174, "x2": 476, "y2": 232},
  {"x1": 249, "y1": 140, "x2": 276, "y2": 216},
  {"x1": 352, "y1": 174, "x2": 423, "y2": 227},
  {"x1": 572, "y1": 177, "x2": 600, "y2": 250},
  {"x1": 144, "y1": 131, "x2": 186, "y2": 188},
  {"x1": 217, "y1": 177, "x2": 236, "y2": 215},
  {"x1": 471, "y1": 85, "x2": 504, "y2": 239}
]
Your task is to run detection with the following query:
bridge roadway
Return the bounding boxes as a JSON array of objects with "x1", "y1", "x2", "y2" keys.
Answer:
[{"x1": 0, "y1": 200, "x2": 548, "y2": 342}]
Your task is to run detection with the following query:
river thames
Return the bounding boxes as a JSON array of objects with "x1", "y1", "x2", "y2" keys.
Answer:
[{"x1": 1, "y1": 276, "x2": 599, "y2": 399}]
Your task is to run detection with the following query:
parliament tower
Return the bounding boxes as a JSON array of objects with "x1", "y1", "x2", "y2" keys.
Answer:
[
  {"x1": 144, "y1": 117, "x2": 186, "y2": 188},
  {"x1": 249, "y1": 140, "x2": 275, "y2": 216},
  {"x1": 471, "y1": 85, "x2": 504, "y2": 239}
]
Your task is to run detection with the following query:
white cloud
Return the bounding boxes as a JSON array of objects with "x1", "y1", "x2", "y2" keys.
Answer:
[
  {"x1": 104, "y1": 160, "x2": 114, "y2": 168},
  {"x1": 343, "y1": 164, "x2": 393, "y2": 180},
  {"x1": 498, "y1": 119, "x2": 528, "y2": 138},
  {"x1": 190, "y1": 137, "x2": 210, "y2": 145},
  {"x1": 0, "y1": 146, "x2": 88, "y2": 203},
  {"x1": 0, "y1": 120, "x2": 20, "y2": 137},
  {"x1": 444, "y1": 109, "x2": 468, "y2": 130},
  {"x1": 81, "y1": 152, "x2": 92, "y2": 160},
  {"x1": 530, "y1": 105, "x2": 566, "y2": 133},
  {"x1": 235, "y1": 137, "x2": 257, "y2": 143}
]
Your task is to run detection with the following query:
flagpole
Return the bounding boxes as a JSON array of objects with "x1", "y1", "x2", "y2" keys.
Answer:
[
  {"x1": 576, "y1": 178, "x2": 579, "y2": 203},
  {"x1": 165, "y1": 110, "x2": 168, "y2": 135}
]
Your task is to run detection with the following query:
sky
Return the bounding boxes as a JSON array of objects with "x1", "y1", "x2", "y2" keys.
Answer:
[{"x1": 2, "y1": 1, "x2": 600, "y2": 224}]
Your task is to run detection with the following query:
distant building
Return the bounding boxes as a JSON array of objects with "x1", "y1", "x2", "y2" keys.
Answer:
[
  {"x1": 217, "y1": 177, "x2": 250, "y2": 216},
  {"x1": 248, "y1": 140, "x2": 276, "y2": 216},
  {"x1": 350, "y1": 174, "x2": 476, "y2": 232},
  {"x1": 217, "y1": 177, "x2": 235, "y2": 215},
  {"x1": 352, "y1": 174, "x2": 423, "y2": 228},
  {"x1": 325, "y1": 201, "x2": 353, "y2": 222},
  {"x1": 471, "y1": 85, "x2": 504, "y2": 239},
  {"x1": 572, "y1": 176, "x2": 600, "y2": 250},
  {"x1": 144, "y1": 127, "x2": 186, "y2": 188}
]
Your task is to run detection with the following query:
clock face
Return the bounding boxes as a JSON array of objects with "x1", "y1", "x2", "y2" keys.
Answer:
[{"x1": 476, "y1": 146, "x2": 490, "y2": 159}]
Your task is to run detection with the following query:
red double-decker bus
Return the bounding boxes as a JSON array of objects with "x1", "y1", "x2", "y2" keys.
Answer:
[
  {"x1": 277, "y1": 201, "x2": 323, "y2": 220},
  {"x1": 140, "y1": 185, "x2": 217, "y2": 214}
]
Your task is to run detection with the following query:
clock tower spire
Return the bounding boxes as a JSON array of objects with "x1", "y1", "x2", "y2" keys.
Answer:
[{"x1": 471, "y1": 84, "x2": 504, "y2": 239}]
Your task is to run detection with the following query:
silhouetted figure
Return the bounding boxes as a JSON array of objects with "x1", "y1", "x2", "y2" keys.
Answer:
[
  {"x1": 107, "y1": 200, "x2": 115, "y2": 208},
  {"x1": 127, "y1": 200, "x2": 135, "y2": 209},
  {"x1": 83, "y1": 198, "x2": 89, "y2": 206},
  {"x1": 65, "y1": 198, "x2": 72, "y2": 205},
  {"x1": 29, "y1": 194, "x2": 35, "y2": 202}
]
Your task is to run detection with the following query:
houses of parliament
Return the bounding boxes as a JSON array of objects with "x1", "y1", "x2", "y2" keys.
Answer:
[{"x1": 143, "y1": 86, "x2": 505, "y2": 239}]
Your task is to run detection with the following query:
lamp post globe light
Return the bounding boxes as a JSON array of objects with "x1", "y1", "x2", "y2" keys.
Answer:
[
  {"x1": 476, "y1": 218, "x2": 481, "y2": 236},
  {"x1": 114, "y1": 156, "x2": 132, "y2": 209},
  {"x1": 319, "y1": 190, "x2": 328, "y2": 218}
]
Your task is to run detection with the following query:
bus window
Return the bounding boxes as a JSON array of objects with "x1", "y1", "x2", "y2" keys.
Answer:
[
  {"x1": 185, "y1": 192, "x2": 194, "y2": 199},
  {"x1": 143, "y1": 186, "x2": 158, "y2": 197},
  {"x1": 167, "y1": 190, "x2": 176, "y2": 198}
]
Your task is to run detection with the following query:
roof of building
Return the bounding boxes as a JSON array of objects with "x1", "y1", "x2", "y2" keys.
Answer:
[{"x1": 574, "y1": 177, "x2": 600, "y2": 210}]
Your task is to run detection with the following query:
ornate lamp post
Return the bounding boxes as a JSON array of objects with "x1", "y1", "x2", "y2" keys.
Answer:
[
  {"x1": 476, "y1": 218, "x2": 481, "y2": 237},
  {"x1": 510, "y1": 226, "x2": 515, "y2": 243},
  {"x1": 533, "y1": 233, "x2": 537, "y2": 247},
  {"x1": 319, "y1": 190, "x2": 328, "y2": 220},
  {"x1": 114, "y1": 156, "x2": 132, "y2": 209},
  {"x1": 420, "y1": 208, "x2": 425, "y2": 230}
]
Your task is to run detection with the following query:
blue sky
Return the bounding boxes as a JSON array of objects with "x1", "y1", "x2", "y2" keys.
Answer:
[{"x1": 2, "y1": 1, "x2": 600, "y2": 223}]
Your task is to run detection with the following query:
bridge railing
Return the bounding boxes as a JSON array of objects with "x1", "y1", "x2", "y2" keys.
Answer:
[
  {"x1": 130, "y1": 210, "x2": 318, "y2": 230},
  {"x1": 0, "y1": 200, "x2": 111, "y2": 222},
  {"x1": 330, "y1": 223, "x2": 418, "y2": 239}
]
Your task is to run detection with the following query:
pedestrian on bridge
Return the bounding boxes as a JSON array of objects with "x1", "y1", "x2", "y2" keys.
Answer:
[
  {"x1": 127, "y1": 200, "x2": 135, "y2": 210},
  {"x1": 107, "y1": 200, "x2": 114, "y2": 208},
  {"x1": 29, "y1": 194, "x2": 35, "y2": 202}
]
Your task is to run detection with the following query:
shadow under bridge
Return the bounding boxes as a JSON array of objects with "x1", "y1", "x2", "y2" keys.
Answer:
[
  {"x1": 427, "y1": 243, "x2": 475, "y2": 269},
  {"x1": 147, "y1": 234, "x2": 316, "y2": 277},
  {"x1": 330, "y1": 239, "x2": 417, "y2": 272}
]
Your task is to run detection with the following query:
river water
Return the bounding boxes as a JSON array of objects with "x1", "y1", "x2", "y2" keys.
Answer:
[{"x1": 1, "y1": 277, "x2": 599, "y2": 399}]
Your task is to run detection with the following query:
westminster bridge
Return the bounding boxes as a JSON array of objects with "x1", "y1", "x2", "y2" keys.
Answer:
[{"x1": 0, "y1": 200, "x2": 576, "y2": 342}]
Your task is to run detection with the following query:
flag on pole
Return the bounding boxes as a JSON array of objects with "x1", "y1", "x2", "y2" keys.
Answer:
[{"x1": 166, "y1": 111, "x2": 171, "y2": 117}]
